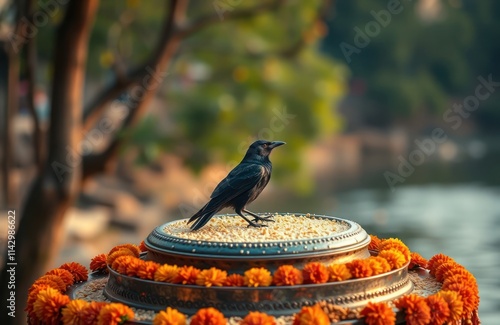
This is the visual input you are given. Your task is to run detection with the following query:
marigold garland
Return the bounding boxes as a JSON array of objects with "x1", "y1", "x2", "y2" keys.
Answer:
[
  {"x1": 26, "y1": 284, "x2": 52, "y2": 318},
  {"x1": 302, "y1": 262, "x2": 329, "y2": 284},
  {"x1": 155, "y1": 264, "x2": 182, "y2": 283},
  {"x1": 223, "y1": 274, "x2": 245, "y2": 287},
  {"x1": 109, "y1": 243, "x2": 140, "y2": 257},
  {"x1": 292, "y1": 304, "x2": 330, "y2": 325},
  {"x1": 61, "y1": 299, "x2": 89, "y2": 325},
  {"x1": 96, "y1": 302, "x2": 135, "y2": 325},
  {"x1": 80, "y1": 301, "x2": 108, "y2": 325},
  {"x1": 124, "y1": 256, "x2": 145, "y2": 277},
  {"x1": 45, "y1": 268, "x2": 75, "y2": 289},
  {"x1": 394, "y1": 294, "x2": 431, "y2": 325},
  {"x1": 59, "y1": 262, "x2": 89, "y2": 282},
  {"x1": 368, "y1": 235, "x2": 382, "y2": 251},
  {"x1": 272, "y1": 265, "x2": 303, "y2": 286},
  {"x1": 153, "y1": 307, "x2": 187, "y2": 325},
  {"x1": 408, "y1": 252, "x2": 428, "y2": 270},
  {"x1": 434, "y1": 261, "x2": 464, "y2": 282},
  {"x1": 368, "y1": 256, "x2": 391, "y2": 275},
  {"x1": 136, "y1": 260, "x2": 160, "y2": 280},
  {"x1": 379, "y1": 238, "x2": 411, "y2": 262},
  {"x1": 33, "y1": 287, "x2": 71, "y2": 325},
  {"x1": 327, "y1": 263, "x2": 352, "y2": 282},
  {"x1": 442, "y1": 282, "x2": 479, "y2": 318},
  {"x1": 90, "y1": 254, "x2": 108, "y2": 273},
  {"x1": 428, "y1": 253, "x2": 454, "y2": 276},
  {"x1": 190, "y1": 307, "x2": 227, "y2": 325},
  {"x1": 111, "y1": 255, "x2": 136, "y2": 274},
  {"x1": 360, "y1": 301, "x2": 396, "y2": 325},
  {"x1": 346, "y1": 259, "x2": 373, "y2": 279},
  {"x1": 178, "y1": 265, "x2": 202, "y2": 285},
  {"x1": 33, "y1": 275, "x2": 67, "y2": 292},
  {"x1": 244, "y1": 267, "x2": 273, "y2": 287},
  {"x1": 241, "y1": 311, "x2": 277, "y2": 325},
  {"x1": 107, "y1": 248, "x2": 136, "y2": 266},
  {"x1": 436, "y1": 290, "x2": 464, "y2": 323},
  {"x1": 425, "y1": 294, "x2": 451, "y2": 325},
  {"x1": 138, "y1": 240, "x2": 148, "y2": 253},
  {"x1": 377, "y1": 249, "x2": 406, "y2": 270},
  {"x1": 196, "y1": 267, "x2": 228, "y2": 287}
]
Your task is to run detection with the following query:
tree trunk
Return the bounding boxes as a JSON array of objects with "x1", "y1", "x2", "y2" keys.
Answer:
[{"x1": 0, "y1": 1, "x2": 99, "y2": 324}]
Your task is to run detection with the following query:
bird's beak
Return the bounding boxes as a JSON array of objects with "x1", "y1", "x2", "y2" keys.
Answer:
[{"x1": 269, "y1": 141, "x2": 286, "y2": 149}]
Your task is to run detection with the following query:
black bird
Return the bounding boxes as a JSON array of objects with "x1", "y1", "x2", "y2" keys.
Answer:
[{"x1": 188, "y1": 140, "x2": 286, "y2": 231}]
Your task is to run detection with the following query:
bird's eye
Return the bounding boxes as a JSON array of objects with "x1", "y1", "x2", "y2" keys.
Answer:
[{"x1": 262, "y1": 144, "x2": 268, "y2": 148}]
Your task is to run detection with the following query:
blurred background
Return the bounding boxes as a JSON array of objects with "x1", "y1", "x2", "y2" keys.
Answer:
[{"x1": 0, "y1": 0, "x2": 499, "y2": 323}]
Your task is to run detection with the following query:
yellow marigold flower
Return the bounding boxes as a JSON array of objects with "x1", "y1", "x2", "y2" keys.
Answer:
[
  {"x1": 292, "y1": 304, "x2": 330, "y2": 325},
  {"x1": 394, "y1": 294, "x2": 431, "y2": 325},
  {"x1": 408, "y1": 252, "x2": 428, "y2": 270},
  {"x1": 26, "y1": 284, "x2": 51, "y2": 318},
  {"x1": 196, "y1": 267, "x2": 228, "y2": 287},
  {"x1": 436, "y1": 290, "x2": 463, "y2": 324},
  {"x1": 107, "y1": 248, "x2": 136, "y2": 266},
  {"x1": 346, "y1": 259, "x2": 373, "y2": 279},
  {"x1": 379, "y1": 238, "x2": 411, "y2": 263},
  {"x1": 59, "y1": 262, "x2": 89, "y2": 282},
  {"x1": 178, "y1": 265, "x2": 201, "y2": 285},
  {"x1": 45, "y1": 268, "x2": 75, "y2": 289},
  {"x1": 80, "y1": 301, "x2": 108, "y2": 325},
  {"x1": 33, "y1": 275, "x2": 66, "y2": 292},
  {"x1": 434, "y1": 261, "x2": 464, "y2": 282},
  {"x1": 155, "y1": 264, "x2": 182, "y2": 283},
  {"x1": 61, "y1": 299, "x2": 89, "y2": 325},
  {"x1": 442, "y1": 282, "x2": 479, "y2": 317},
  {"x1": 109, "y1": 243, "x2": 140, "y2": 257},
  {"x1": 138, "y1": 240, "x2": 148, "y2": 252},
  {"x1": 428, "y1": 253, "x2": 454, "y2": 276},
  {"x1": 368, "y1": 256, "x2": 391, "y2": 275},
  {"x1": 111, "y1": 255, "x2": 136, "y2": 274},
  {"x1": 190, "y1": 307, "x2": 227, "y2": 325},
  {"x1": 327, "y1": 263, "x2": 352, "y2": 282},
  {"x1": 272, "y1": 265, "x2": 303, "y2": 286},
  {"x1": 90, "y1": 254, "x2": 108, "y2": 273},
  {"x1": 302, "y1": 262, "x2": 329, "y2": 284},
  {"x1": 137, "y1": 261, "x2": 160, "y2": 280},
  {"x1": 368, "y1": 235, "x2": 382, "y2": 251},
  {"x1": 97, "y1": 303, "x2": 135, "y2": 325},
  {"x1": 360, "y1": 301, "x2": 396, "y2": 325},
  {"x1": 223, "y1": 274, "x2": 245, "y2": 287},
  {"x1": 153, "y1": 307, "x2": 187, "y2": 325},
  {"x1": 244, "y1": 267, "x2": 273, "y2": 287},
  {"x1": 378, "y1": 249, "x2": 406, "y2": 270},
  {"x1": 425, "y1": 294, "x2": 450, "y2": 325},
  {"x1": 33, "y1": 287, "x2": 70, "y2": 325},
  {"x1": 241, "y1": 311, "x2": 276, "y2": 325}
]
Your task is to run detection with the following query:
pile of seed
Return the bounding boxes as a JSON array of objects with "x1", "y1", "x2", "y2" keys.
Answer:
[{"x1": 163, "y1": 214, "x2": 346, "y2": 242}]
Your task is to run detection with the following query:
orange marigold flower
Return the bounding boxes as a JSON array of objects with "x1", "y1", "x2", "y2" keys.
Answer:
[
  {"x1": 153, "y1": 307, "x2": 187, "y2": 325},
  {"x1": 90, "y1": 254, "x2": 109, "y2": 273},
  {"x1": 327, "y1": 263, "x2": 352, "y2": 282},
  {"x1": 368, "y1": 256, "x2": 391, "y2": 275},
  {"x1": 442, "y1": 268, "x2": 476, "y2": 287},
  {"x1": 97, "y1": 302, "x2": 135, "y2": 325},
  {"x1": 378, "y1": 249, "x2": 406, "y2": 270},
  {"x1": 394, "y1": 294, "x2": 431, "y2": 325},
  {"x1": 107, "y1": 248, "x2": 136, "y2": 266},
  {"x1": 302, "y1": 262, "x2": 329, "y2": 284},
  {"x1": 346, "y1": 259, "x2": 373, "y2": 279},
  {"x1": 59, "y1": 262, "x2": 88, "y2": 282},
  {"x1": 155, "y1": 264, "x2": 182, "y2": 283},
  {"x1": 196, "y1": 267, "x2": 228, "y2": 287},
  {"x1": 426, "y1": 294, "x2": 450, "y2": 325},
  {"x1": 223, "y1": 274, "x2": 245, "y2": 287},
  {"x1": 409, "y1": 252, "x2": 428, "y2": 270},
  {"x1": 244, "y1": 267, "x2": 273, "y2": 287},
  {"x1": 190, "y1": 307, "x2": 227, "y2": 325},
  {"x1": 273, "y1": 265, "x2": 303, "y2": 286},
  {"x1": 26, "y1": 284, "x2": 51, "y2": 317},
  {"x1": 292, "y1": 304, "x2": 330, "y2": 325},
  {"x1": 61, "y1": 299, "x2": 89, "y2": 325},
  {"x1": 368, "y1": 235, "x2": 382, "y2": 251},
  {"x1": 436, "y1": 290, "x2": 463, "y2": 324},
  {"x1": 111, "y1": 255, "x2": 136, "y2": 274},
  {"x1": 109, "y1": 244, "x2": 140, "y2": 257},
  {"x1": 442, "y1": 282, "x2": 479, "y2": 317},
  {"x1": 34, "y1": 275, "x2": 67, "y2": 292},
  {"x1": 138, "y1": 240, "x2": 148, "y2": 253},
  {"x1": 241, "y1": 311, "x2": 276, "y2": 325},
  {"x1": 379, "y1": 238, "x2": 411, "y2": 262},
  {"x1": 178, "y1": 265, "x2": 201, "y2": 285},
  {"x1": 80, "y1": 301, "x2": 108, "y2": 325},
  {"x1": 434, "y1": 262, "x2": 464, "y2": 282},
  {"x1": 33, "y1": 287, "x2": 70, "y2": 325},
  {"x1": 428, "y1": 253, "x2": 454, "y2": 276},
  {"x1": 45, "y1": 268, "x2": 75, "y2": 289},
  {"x1": 360, "y1": 301, "x2": 396, "y2": 325},
  {"x1": 123, "y1": 257, "x2": 144, "y2": 277},
  {"x1": 137, "y1": 261, "x2": 160, "y2": 280}
]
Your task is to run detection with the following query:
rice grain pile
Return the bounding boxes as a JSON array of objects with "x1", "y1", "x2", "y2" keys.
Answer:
[{"x1": 162, "y1": 214, "x2": 346, "y2": 242}]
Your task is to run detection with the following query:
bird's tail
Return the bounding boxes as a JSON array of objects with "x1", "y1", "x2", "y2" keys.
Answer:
[{"x1": 187, "y1": 202, "x2": 220, "y2": 231}]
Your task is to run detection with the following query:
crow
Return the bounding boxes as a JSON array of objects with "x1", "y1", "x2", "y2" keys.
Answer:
[{"x1": 188, "y1": 140, "x2": 285, "y2": 231}]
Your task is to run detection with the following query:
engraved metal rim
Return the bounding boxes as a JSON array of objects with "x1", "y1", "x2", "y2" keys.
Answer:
[{"x1": 145, "y1": 214, "x2": 370, "y2": 258}]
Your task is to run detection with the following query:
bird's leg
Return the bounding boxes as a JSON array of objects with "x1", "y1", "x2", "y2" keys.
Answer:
[
  {"x1": 236, "y1": 211, "x2": 267, "y2": 228},
  {"x1": 242, "y1": 209, "x2": 275, "y2": 223}
]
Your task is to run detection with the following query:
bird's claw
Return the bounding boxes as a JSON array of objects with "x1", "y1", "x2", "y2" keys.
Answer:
[
  {"x1": 247, "y1": 222, "x2": 268, "y2": 228},
  {"x1": 252, "y1": 215, "x2": 275, "y2": 223}
]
